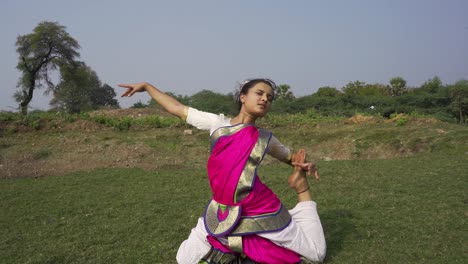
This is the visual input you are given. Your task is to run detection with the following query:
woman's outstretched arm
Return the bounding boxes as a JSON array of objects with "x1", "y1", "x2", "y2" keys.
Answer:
[{"x1": 118, "y1": 82, "x2": 188, "y2": 119}]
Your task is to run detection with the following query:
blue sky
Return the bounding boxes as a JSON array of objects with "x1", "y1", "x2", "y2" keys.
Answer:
[{"x1": 1, "y1": 0, "x2": 467, "y2": 110}]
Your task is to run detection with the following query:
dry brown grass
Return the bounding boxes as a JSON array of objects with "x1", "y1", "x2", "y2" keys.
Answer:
[{"x1": 1, "y1": 109, "x2": 466, "y2": 178}]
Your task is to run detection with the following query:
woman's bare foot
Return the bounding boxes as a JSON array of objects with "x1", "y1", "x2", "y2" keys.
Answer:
[{"x1": 288, "y1": 149, "x2": 309, "y2": 193}]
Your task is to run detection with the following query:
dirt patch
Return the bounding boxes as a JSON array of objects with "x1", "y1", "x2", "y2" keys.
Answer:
[
  {"x1": 345, "y1": 114, "x2": 379, "y2": 124},
  {"x1": 410, "y1": 117, "x2": 441, "y2": 126},
  {"x1": 384, "y1": 113, "x2": 407, "y2": 123}
]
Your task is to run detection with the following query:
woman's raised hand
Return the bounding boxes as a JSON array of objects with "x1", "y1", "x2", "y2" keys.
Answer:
[
  {"x1": 118, "y1": 82, "x2": 148, "y2": 97},
  {"x1": 291, "y1": 150, "x2": 320, "y2": 181}
]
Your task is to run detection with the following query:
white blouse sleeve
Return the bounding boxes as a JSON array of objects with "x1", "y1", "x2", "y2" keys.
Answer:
[
  {"x1": 267, "y1": 135, "x2": 293, "y2": 163},
  {"x1": 186, "y1": 107, "x2": 231, "y2": 134}
]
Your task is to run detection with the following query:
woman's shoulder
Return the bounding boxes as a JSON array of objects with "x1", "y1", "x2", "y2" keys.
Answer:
[{"x1": 186, "y1": 107, "x2": 231, "y2": 132}]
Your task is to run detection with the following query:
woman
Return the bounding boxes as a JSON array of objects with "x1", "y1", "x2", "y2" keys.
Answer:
[{"x1": 119, "y1": 79, "x2": 326, "y2": 264}]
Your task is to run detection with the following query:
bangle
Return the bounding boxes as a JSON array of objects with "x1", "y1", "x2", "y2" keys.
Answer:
[{"x1": 296, "y1": 186, "x2": 310, "y2": 194}]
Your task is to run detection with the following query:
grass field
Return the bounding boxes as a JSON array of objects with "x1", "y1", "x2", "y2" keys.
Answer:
[{"x1": 1, "y1": 111, "x2": 467, "y2": 263}]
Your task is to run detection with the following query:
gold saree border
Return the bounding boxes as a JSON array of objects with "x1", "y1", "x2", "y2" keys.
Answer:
[
  {"x1": 230, "y1": 204, "x2": 291, "y2": 235},
  {"x1": 205, "y1": 200, "x2": 241, "y2": 237},
  {"x1": 210, "y1": 123, "x2": 249, "y2": 150},
  {"x1": 234, "y1": 129, "x2": 271, "y2": 203},
  {"x1": 228, "y1": 236, "x2": 243, "y2": 253}
]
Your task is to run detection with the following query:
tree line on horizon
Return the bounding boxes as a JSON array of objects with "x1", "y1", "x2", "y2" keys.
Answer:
[
  {"x1": 136, "y1": 76, "x2": 467, "y2": 124},
  {"x1": 13, "y1": 21, "x2": 468, "y2": 124}
]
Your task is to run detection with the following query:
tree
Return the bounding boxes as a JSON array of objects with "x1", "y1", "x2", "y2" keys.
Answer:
[
  {"x1": 91, "y1": 83, "x2": 119, "y2": 108},
  {"x1": 51, "y1": 62, "x2": 119, "y2": 113},
  {"x1": 360, "y1": 84, "x2": 387, "y2": 96},
  {"x1": 388, "y1": 77, "x2": 407, "y2": 96},
  {"x1": 341, "y1": 81, "x2": 366, "y2": 96},
  {"x1": 274, "y1": 84, "x2": 295, "y2": 100},
  {"x1": 314, "y1": 86, "x2": 342, "y2": 97},
  {"x1": 189, "y1": 90, "x2": 237, "y2": 115},
  {"x1": 421, "y1": 76, "x2": 443, "y2": 93},
  {"x1": 15, "y1": 21, "x2": 80, "y2": 114},
  {"x1": 149, "y1": 92, "x2": 190, "y2": 108},
  {"x1": 448, "y1": 80, "x2": 468, "y2": 124},
  {"x1": 131, "y1": 101, "x2": 147, "y2": 109}
]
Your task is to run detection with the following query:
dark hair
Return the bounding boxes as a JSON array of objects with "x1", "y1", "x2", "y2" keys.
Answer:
[{"x1": 236, "y1": 78, "x2": 277, "y2": 110}]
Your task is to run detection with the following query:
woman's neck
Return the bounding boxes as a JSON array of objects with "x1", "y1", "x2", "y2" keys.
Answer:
[{"x1": 231, "y1": 111, "x2": 257, "y2": 125}]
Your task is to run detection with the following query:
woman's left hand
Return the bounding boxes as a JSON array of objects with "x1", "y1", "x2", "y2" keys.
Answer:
[{"x1": 291, "y1": 161, "x2": 320, "y2": 181}]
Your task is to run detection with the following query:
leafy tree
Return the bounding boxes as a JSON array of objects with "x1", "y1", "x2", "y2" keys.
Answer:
[
  {"x1": 148, "y1": 92, "x2": 190, "y2": 108},
  {"x1": 274, "y1": 84, "x2": 295, "y2": 100},
  {"x1": 15, "y1": 21, "x2": 80, "y2": 114},
  {"x1": 448, "y1": 80, "x2": 468, "y2": 124},
  {"x1": 359, "y1": 84, "x2": 387, "y2": 96},
  {"x1": 91, "y1": 83, "x2": 119, "y2": 108},
  {"x1": 342, "y1": 81, "x2": 366, "y2": 96},
  {"x1": 131, "y1": 101, "x2": 147, "y2": 109},
  {"x1": 314, "y1": 86, "x2": 342, "y2": 97},
  {"x1": 51, "y1": 62, "x2": 119, "y2": 113},
  {"x1": 342, "y1": 81, "x2": 387, "y2": 97},
  {"x1": 189, "y1": 90, "x2": 237, "y2": 115},
  {"x1": 388, "y1": 77, "x2": 407, "y2": 96},
  {"x1": 421, "y1": 76, "x2": 443, "y2": 93}
]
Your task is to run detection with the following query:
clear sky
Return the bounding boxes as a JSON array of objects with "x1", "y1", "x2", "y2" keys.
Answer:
[{"x1": 1, "y1": 0, "x2": 467, "y2": 111}]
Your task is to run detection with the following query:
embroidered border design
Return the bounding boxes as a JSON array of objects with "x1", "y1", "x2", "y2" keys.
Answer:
[
  {"x1": 210, "y1": 123, "x2": 249, "y2": 151},
  {"x1": 234, "y1": 129, "x2": 271, "y2": 203},
  {"x1": 231, "y1": 204, "x2": 291, "y2": 235},
  {"x1": 204, "y1": 199, "x2": 241, "y2": 237},
  {"x1": 228, "y1": 236, "x2": 243, "y2": 253}
]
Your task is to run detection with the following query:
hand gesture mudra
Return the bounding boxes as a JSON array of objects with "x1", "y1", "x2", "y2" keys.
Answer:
[
  {"x1": 291, "y1": 150, "x2": 320, "y2": 181},
  {"x1": 118, "y1": 82, "x2": 148, "y2": 97}
]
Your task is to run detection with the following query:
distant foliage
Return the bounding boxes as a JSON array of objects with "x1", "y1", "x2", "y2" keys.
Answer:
[
  {"x1": 189, "y1": 90, "x2": 237, "y2": 116},
  {"x1": 9, "y1": 62, "x2": 466, "y2": 124},
  {"x1": 121, "y1": 77, "x2": 468, "y2": 124},
  {"x1": 447, "y1": 80, "x2": 468, "y2": 124},
  {"x1": 274, "y1": 84, "x2": 295, "y2": 100},
  {"x1": 131, "y1": 101, "x2": 147, "y2": 109},
  {"x1": 50, "y1": 62, "x2": 120, "y2": 113},
  {"x1": 147, "y1": 92, "x2": 190, "y2": 109},
  {"x1": 389, "y1": 77, "x2": 407, "y2": 96}
]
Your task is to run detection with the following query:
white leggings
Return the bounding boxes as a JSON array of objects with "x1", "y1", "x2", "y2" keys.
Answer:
[{"x1": 176, "y1": 201, "x2": 326, "y2": 264}]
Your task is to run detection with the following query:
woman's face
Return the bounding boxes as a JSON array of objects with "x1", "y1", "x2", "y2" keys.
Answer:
[{"x1": 239, "y1": 82, "x2": 274, "y2": 117}]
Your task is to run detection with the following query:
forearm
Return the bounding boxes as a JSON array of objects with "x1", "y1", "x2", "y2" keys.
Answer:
[{"x1": 143, "y1": 83, "x2": 188, "y2": 119}]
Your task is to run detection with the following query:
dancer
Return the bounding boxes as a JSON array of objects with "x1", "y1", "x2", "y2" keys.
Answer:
[{"x1": 119, "y1": 79, "x2": 326, "y2": 263}]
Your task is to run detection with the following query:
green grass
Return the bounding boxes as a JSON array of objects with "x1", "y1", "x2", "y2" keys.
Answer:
[
  {"x1": 0, "y1": 168, "x2": 211, "y2": 264},
  {"x1": 1, "y1": 147, "x2": 467, "y2": 263},
  {"x1": 1, "y1": 111, "x2": 467, "y2": 263}
]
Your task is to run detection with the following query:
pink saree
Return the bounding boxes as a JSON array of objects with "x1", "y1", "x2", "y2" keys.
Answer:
[{"x1": 202, "y1": 124, "x2": 301, "y2": 264}]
